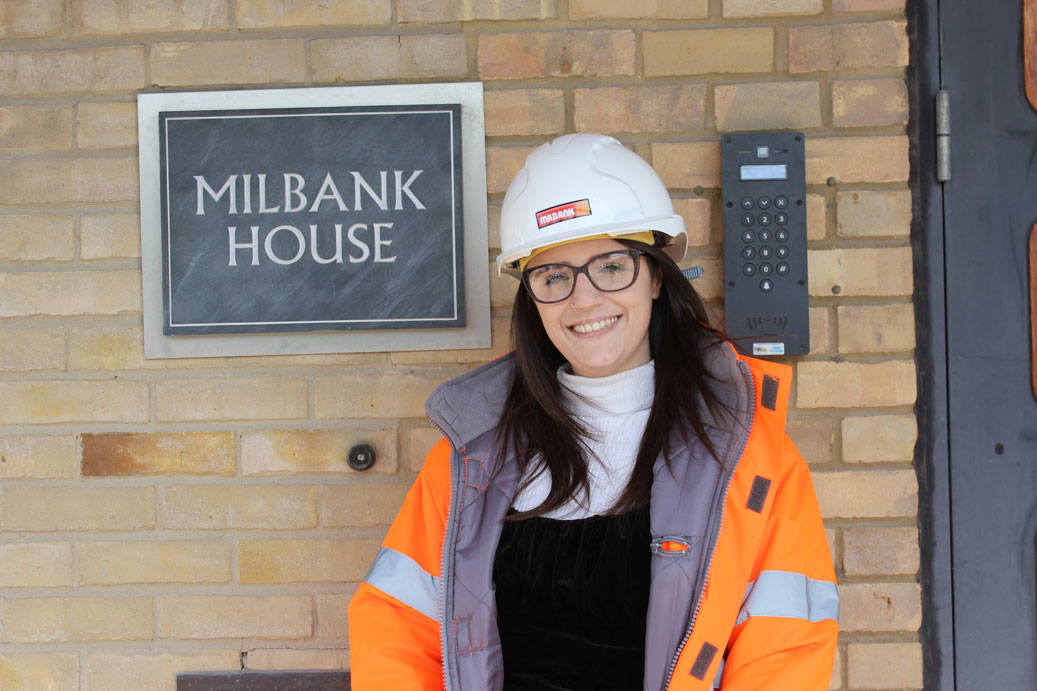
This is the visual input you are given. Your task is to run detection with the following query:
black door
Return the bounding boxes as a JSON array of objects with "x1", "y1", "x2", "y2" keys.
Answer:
[{"x1": 933, "y1": 0, "x2": 1037, "y2": 687}]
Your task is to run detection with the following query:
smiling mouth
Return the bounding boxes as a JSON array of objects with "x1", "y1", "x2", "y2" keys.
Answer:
[{"x1": 570, "y1": 316, "x2": 619, "y2": 334}]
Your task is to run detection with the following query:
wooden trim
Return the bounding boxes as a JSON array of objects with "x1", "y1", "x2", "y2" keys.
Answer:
[{"x1": 1027, "y1": 0, "x2": 1037, "y2": 111}]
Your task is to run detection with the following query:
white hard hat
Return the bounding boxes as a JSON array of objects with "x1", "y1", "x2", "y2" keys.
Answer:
[{"x1": 496, "y1": 134, "x2": 688, "y2": 276}]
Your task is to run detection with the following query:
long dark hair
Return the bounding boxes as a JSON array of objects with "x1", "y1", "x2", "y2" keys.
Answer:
[{"x1": 496, "y1": 237, "x2": 733, "y2": 520}]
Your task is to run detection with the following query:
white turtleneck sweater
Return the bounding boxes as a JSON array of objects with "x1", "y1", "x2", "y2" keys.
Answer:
[{"x1": 511, "y1": 360, "x2": 655, "y2": 519}]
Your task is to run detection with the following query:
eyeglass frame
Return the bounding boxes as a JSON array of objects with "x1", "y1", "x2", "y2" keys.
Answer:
[{"x1": 520, "y1": 249, "x2": 648, "y2": 304}]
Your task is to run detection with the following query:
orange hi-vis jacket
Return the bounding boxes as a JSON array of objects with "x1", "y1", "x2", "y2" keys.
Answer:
[{"x1": 349, "y1": 342, "x2": 838, "y2": 690}]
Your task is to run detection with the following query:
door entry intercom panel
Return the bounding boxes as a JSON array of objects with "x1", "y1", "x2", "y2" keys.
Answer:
[{"x1": 721, "y1": 132, "x2": 809, "y2": 356}]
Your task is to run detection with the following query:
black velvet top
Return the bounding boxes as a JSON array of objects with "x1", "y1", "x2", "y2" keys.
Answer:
[{"x1": 492, "y1": 505, "x2": 652, "y2": 690}]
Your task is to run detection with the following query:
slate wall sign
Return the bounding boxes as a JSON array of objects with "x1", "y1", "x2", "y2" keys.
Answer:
[{"x1": 138, "y1": 84, "x2": 489, "y2": 358}]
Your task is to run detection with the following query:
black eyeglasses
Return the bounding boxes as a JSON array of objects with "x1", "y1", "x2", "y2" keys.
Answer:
[{"x1": 521, "y1": 249, "x2": 646, "y2": 304}]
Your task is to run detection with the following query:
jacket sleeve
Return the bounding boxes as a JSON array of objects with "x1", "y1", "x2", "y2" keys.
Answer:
[
  {"x1": 348, "y1": 438, "x2": 453, "y2": 690},
  {"x1": 718, "y1": 434, "x2": 839, "y2": 690}
]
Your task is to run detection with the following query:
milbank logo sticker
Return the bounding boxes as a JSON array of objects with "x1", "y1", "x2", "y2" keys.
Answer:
[
  {"x1": 536, "y1": 199, "x2": 591, "y2": 228},
  {"x1": 753, "y1": 343, "x2": 785, "y2": 355}
]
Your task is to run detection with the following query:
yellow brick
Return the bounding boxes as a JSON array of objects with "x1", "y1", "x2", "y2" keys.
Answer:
[
  {"x1": 575, "y1": 85, "x2": 707, "y2": 134},
  {"x1": 805, "y1": 136, "x2": 909, "y2": 184},
  {"x1": 797, "y1": 360, "x2": 915, "y2": 408},
  {"x1": 843, "y1": 526, "x2": 919, "y2": 576},
  {"x1": 842, "y1": 413, "x2": 917, "y2": 462},
  {"x1": 0, "y1": 106, "x2": 74, "y2": 151},
  {"x1": 569, "y1": 0, "x2": 707, "y2": 18},
  {"x1": 410, "y1": 427, "x2": 444, "y2": 472},
  {"x1": 836, "y1": 189, "x2": 911, "y2": 237},
  {"x1": 847, "y1": 642, "x2": 922, "y2": 688},
  {"x1": 317, "y1": 593, "x2": 351, "y2": 639},
  {"x1": 0, "y1": 0, "x2": 65, "y2": 38},
  {"x1": 158, "y1": 595, "x2": 312, "y2": 639},
  {"x1": 723, "y1": 0, "x2": 822, "y2": 16},
  {"x1": 811, "y1": 469, "x2": 917, "y2": 518},
  {"x1": 838, "y1": 303, "x2": 915, "y2": 353},
  {"x1": 714, "y1": 82, "x2": 822, "y2": 131},
  {"x1": 390, "y1": 316, "x2": 510, "y2": 365},
  {"x1": 314, "y1": 372, "x2": 446, "y2": 419},
  {"x1": 0, "y1": 653, "x2": 79, "y2": 691},
  {"x1": 2, "y1": 487, "x2": 155, "y2": 531},
  {"x1": 86, "y1": 651, "x2": 240, "y2": 691},
  {"x1": 0, "y1": 157, "x2": 139, "y2": 204},
  {"x1": 684, "y1": 253, "x2": 723, "y2": 300},
  {"x1": 239, "y1": 538, "x2": 379, "y2": 583},
  {"x1": 245, "y1": 647, "x2": 349, "y2": 670},
  {"x1": 0, "y1": 435, "x2": 78, "y2": 479},
  {"x1": 492, "y1": 265, "x2": 520, "y2": 307},
  {"x1": 652, "y1": 141, "x2": 721, "y2": 189},
  {"x1": 786, "y1": 415, "x2": 834, "y2": 464},
  {"x1": 80, "y1": 213, "x2": 141, "y2": 259},
  {"x1": 322, "y1": 482, "x2": 411, "y2": 527},
  {"x1": 228, "y1": 351, "x2": 386, "y2": 368},
  {"x1": 0, "y1": 215, "x2": 75, "y2": 261},
  {"x1": 488, "y1": 203, "x2": 502, "y2": 250},
  {"x1": 789, "y1": 20, "x2": 908, "y2": 73},
  {"x1": 484, "y1": 89, "x2": 565, "y2": 137},
  {"x1": 0, "y1": 543, "x2": 73, "y2": 587},
  {"x1": 808, "y1": 247, "x2": 913, "y2": 296},
  {"x1": 0, "y1": 270, "x2": 140, "y2": 317},
  {"x1": 809, "y1": 305, "x2": 832, "y2": 354},
  {"x1": 833, "y1": 78, "x2": 909, "y2": 127},
  {"x1": 673, "y1": 198, "x2": 712, "y2": 247},
  {"x1": 81, "y1": 432, "x2": 236, "y2": 476},
  {"x1": 238, "y1": 0, "x2": 389, "y2": 27},
  {"x1": 68, "y1": 325, "x2": 222, "y2": 371},
  {"x1": 400, "y1": 0, "x2": 556, "y2": 22},
  {"x1": 151, "y1": 40, "x2": 305, "y2": 87},
  {"x1": 1, "y1": 596, "x2": 153, "y2": 643},
  {"x1": 79, "y1": 541, "x2": 231, "y2": 585},
  {"x1": 72, "y1": 0, "x2": 229, "y2": 33},
  {"x1": 0, "y1": 380, "x2": 149, "y2": 424},
  {"x1": 77, "y1": 102, "x2": 138, "y2": 149},
  {"x1": 155, "y1": 377, "x2": 308, "y2": 421},
  {"x1": 0, "y1": 47, "x2": 145, "y2": 96},
  {"x1": 838, "y1": 582, "x2": 921, "y2": 632},
  {"x1": 644, "y1": 28, "x2": 774, "y2": 76},
  {"x1": 0, "y1": 327, "x2": 66, "y2": 371},
  {"x1": 478, "y1": 31, "x2": 636, "y2": 80},
  {"x1": 312, "y1": 34, "x2": 468, "y2": 83},
  {"x1": 486, "y1": 144, "x2": 537, "y2": 195},
  {"x1": 833, "y1": 0, "x2": 906, "y2": 12},
  {"x1": 161, "y1": 485, "x2": 317, "y2": 529},
  {"x1": 807, "y1": 193, "x2": 827, "y2": 240},
  {"x1": 241, "y1": 428, "x2": 398, "y2": 474}
]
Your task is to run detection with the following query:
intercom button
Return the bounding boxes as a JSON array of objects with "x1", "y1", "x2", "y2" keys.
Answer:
[
  {"x1": 775, "y1": 245, "x2": 789, "y2": 259},
  {"x1": 741, "y1": 230, "x2": 755, "y2": 243},
  {"x1": 759, "y1": 262, "x2": 773, "y2": 276},
  {"x1": 776, "y1": 262, "x2": 790, "y2": 276},
  {"x1": 757, "y1": 212, "x2": 772, "y2": 226},
  {"x1": 742, "y1": 263, "x2": 757, "y2": 276},
  {"x1": 758, "y1": 246, "x2": 773, "y2": 260},
  {"x1": 741, "y1": 246, "x2": 756, "y2": 260},
  {"x1": 774, "y1": 196, "x2": 788, "y2": 209},
  {"x1": 756, "y1": 196, "x2": 771, "y2": 209},
  {"x1": 760, "y1": 279, "x2": 774, "y2": 293},
  {"x1": 741, "y1": 213, "x2": 755, "y2": 226},
  {"x1": 741, "y1": 197, "x2": 755, "y2": 210},
  {"x1": 775, "y1": 212, "x2": 789, "y2": 226},
  {"x1": 758, "y1": 229, "x2": 772, "y2": 243},
  {"x1": 775, "y1": 229, "x2": 789, "y2": 242}
]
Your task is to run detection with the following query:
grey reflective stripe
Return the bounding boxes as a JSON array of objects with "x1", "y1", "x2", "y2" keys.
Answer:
[
  {"x1": 364, "y1": 546, "x2": 440, "y2": 621},
  {"x1": 735, "y1": 570, "x2": 839, "y2": 625}
]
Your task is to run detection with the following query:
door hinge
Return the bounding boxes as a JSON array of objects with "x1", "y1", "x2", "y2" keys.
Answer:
[{"x1": 936, "y1": 90, "x2": 951, "y2": 182}]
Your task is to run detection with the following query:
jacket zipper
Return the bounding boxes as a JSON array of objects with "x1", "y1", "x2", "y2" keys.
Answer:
[
  {"x1": 429, "y1": 415, "x2": 460, "y2": 691},
  {"x1": 662, "y1": 360, "x2": 756, "y2": 689}
]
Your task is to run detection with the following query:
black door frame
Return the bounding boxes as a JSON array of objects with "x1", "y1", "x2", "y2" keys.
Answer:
[{"x1": 908, "y1": 0, "x2": 955, "y2": 688}]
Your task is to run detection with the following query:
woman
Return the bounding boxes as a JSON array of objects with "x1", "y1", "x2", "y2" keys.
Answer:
[{"x1": 348, "y1": 134, "x2": 838, "y2": 690}]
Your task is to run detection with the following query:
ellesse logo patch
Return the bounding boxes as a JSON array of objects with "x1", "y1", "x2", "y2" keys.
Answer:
[{"x1": 535, "y1": 199, "x2": 591, "y2": 229}]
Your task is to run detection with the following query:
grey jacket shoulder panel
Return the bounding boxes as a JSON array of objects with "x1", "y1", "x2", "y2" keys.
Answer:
[{"x1": 425, "y1": 354, "x2": 514, "y2": 450}]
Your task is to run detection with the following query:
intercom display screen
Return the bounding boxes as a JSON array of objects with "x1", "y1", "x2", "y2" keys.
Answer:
[{"x1": 739, "y1": 164, "x2": 788, "y2": 181}]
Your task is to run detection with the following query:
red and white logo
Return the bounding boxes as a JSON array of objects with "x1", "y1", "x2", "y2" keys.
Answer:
[{"x1": 536, "y1": 199, "x2": 592, "y2": 229}]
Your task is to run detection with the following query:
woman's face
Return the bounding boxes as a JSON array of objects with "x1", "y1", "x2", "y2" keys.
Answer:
[{"x1": 526, "y1": 238, "x2": 661, "y2": 378}]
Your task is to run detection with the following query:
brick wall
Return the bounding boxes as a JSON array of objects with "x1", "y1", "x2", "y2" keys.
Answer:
[{"x1": 0, "y1": 0, "x2": 919, "y2": 689}]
